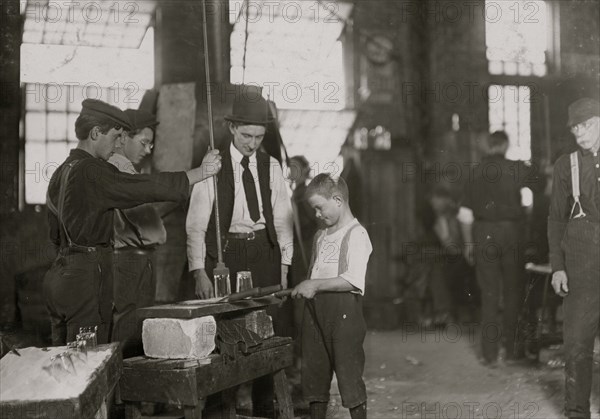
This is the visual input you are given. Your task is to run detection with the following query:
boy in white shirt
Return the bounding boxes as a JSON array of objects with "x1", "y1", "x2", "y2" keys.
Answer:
[{"x1": 292, "y1": 173, "x2": 372, "y2": 419}]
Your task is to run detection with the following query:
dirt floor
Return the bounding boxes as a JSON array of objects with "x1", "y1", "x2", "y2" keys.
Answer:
[
  {"x1": 145, "y1": 326, "x2": 598, "y2": 419},
  {"x1": 321, "y1": 328, "x2": 600, "y2": 419},
  {"x1": 4, "y1": 324, "x2": 598, "y2": 419}
]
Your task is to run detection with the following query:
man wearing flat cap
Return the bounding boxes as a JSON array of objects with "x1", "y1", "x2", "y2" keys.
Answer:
[
  {"x1": 548, "y1": 97, "x2": 600, "y2": 419},
  {"x1": 107, "y1": 108, "x2": 168, "y2": 358},
  {"x1": 43, "y1": 99, "x2": 221, "y2": 346},
  {"x1": 186, "y1": 93, "x2": 293, "y2": 418}
]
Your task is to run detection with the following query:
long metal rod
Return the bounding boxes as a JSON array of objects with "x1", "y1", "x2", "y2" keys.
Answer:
[{"x1": 201, "y1": 0, "x2": 223, "y2": 264}]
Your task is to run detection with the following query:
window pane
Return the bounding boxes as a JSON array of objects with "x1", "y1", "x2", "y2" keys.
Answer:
[
  {"x1": 25, "y1": 84, "x2": 46, "y2": 111},
  {"x1": 489, "y1": 84, "x2": 531, "y2": 161},
  {"x1": 67, "y1": 112, "x2": 79, "y2": 142},
  {"x1": 46, "y1": 143, "x2": 69, "y2": 170},
  {"x1": 488, "y1": 60, "x2": 503, "y2": 75},
  {"x1": 25, "y1": 112, "x2": 46, "y2": 142},
  {"x1": 485, "y1": 1, "x2": 547, "y2": 76},
  {"x1": 533, "y1": 63, "x2": 547, "y2": 77},
  {"x1": 24, "y1": 142, "x2": 47, "y2": 204},
  {"x1": 229, "y1": 1, "x2": 350, "y2": 110},
  {"x1": 46, "y1": 84, "x2": 68, "y2": 112},
  {"x1": 47, "y1": 112, "x2": 68, "y2": 141},
  {"x1": 68, "y1": 85, "x2": 84, "y2": 113}
]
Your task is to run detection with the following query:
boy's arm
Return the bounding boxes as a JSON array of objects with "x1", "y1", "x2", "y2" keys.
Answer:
[{"x1": 292, "y1": 277, "x2": 357, "y2": 299}]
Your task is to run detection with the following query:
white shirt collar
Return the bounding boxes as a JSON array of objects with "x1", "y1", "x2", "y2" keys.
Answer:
[
  {"x1": 230, "y1": 142, "x2": 257, "y2": 164},
  {"x1": 323, "y1": 218, "x2": 359, "y2": 240},
  {"x1": 108, "y1": 153, "x2": 138, "y2": 174}
]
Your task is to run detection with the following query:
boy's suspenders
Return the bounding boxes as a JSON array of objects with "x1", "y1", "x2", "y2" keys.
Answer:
[
  {"x1": 46, "y1": 160, "x2": 95, "y2": 252},
  {"x1": 306, "y1": 222, "x2": 361, "y2": 279},
  {"x1": 338, "y1": 223, "x2": 360, "y2": 276},
  {"x1": 569, "y1": 152, "x2": 587, "y2": 219}
]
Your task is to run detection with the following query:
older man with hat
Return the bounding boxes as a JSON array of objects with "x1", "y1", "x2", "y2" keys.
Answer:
[
  {"x1": 548, "y1": 97, "x2": 600, "y2": 419},
  {"x1": 43, "y1": 99, "x2": 221, "y2": 346},
  {"x1": 186, "y1": 93, "x2": 293, "y2": 418}
]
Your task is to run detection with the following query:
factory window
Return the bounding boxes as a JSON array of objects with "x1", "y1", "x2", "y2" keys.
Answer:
[
  {"x1": 228, "y1": 0, "x2": 355, "y2": 172},
  {"x1": 488, "y1": 84, "x2": 531, "y2": 161},
  {"x1": 22, "y1": 83, "x2": 146, "y2": 204},
  {"x1": 20, "y1": 0, "x2": 155, "y2": 206},
  {"x1": 485, "y1": 1, "x2": 548, "y2": 76},
  {"x1": 229, "y1": 0, "x2": 352, "y2": 111}
]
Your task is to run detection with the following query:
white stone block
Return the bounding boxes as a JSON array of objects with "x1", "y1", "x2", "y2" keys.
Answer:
[{"x1": 142, "y1": 316, "x2": 216, "y2": 359}]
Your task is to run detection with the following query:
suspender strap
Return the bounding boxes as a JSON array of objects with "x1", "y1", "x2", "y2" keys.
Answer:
[
  {"x1": 57, "y1": 162, "x2": 76, "y2": 247},
  {"x1": 306, "y1": 221, "x2": 361, "y2": 279},
  {"x1": 569, "y1": 152, "x2": 586, "y2": 219},
  {"x1": 570, "y1": 152, "x2": 580, "y2": 199},
  {"x1": 338, "y1": 223, "x2": 360, "y2": 276},
  {"x1": 47, "y1": 160, "x2": 95, "y2": 251}
]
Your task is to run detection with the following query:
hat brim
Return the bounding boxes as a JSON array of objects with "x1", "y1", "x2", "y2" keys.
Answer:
[
  {"x1": 224, "y1": 115, "x2": 274, "y2": 125},
  {"x1": 567, "y1": 115, "x2": 593, "y2": 127}
]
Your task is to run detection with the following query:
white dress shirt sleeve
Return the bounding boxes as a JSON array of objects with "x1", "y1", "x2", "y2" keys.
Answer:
[
  {"x1": 186, "y1": 178, "x2": 215, "y2": 271},
  {"x1": 339, "y1": 227, "x2": 372, "y2": 295},
  {"x1": 269, "y1": 158, "x2": 294, "y2": 265}
]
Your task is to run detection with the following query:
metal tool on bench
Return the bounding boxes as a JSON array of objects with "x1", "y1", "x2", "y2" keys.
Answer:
[
  {"x1": 219, "y1": 284, "x2": 292, "y2": 303},
  {"x1": 201, "y1": 0, "x2": 231, "y2": 298}
]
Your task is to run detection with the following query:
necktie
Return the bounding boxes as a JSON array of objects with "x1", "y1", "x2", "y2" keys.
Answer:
[{"x1": 241, "y1": 156, "x2": 260, "y2": 222}]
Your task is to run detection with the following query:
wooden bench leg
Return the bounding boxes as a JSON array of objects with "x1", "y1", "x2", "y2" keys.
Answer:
[
  {"x1": 184, "y1": 399, "x2": 205, "y2": 419},
  {"x1": 273, "y1": 369, "x2": 294, "y2": 419},
  {"x1": 220, "y1": 387, "x2": 238, "y2": 419},
  {"x1": 124, "y1": 402, "x2": 142, "y2": 419}
]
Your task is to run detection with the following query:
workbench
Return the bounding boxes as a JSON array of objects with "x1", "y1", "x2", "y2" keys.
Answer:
[
  {"x1": 120, "y1": 297, "x2": 294, "y2": 419},
  {"x1": 0, "y1": 343, "x2": 121, "y2": 419}
]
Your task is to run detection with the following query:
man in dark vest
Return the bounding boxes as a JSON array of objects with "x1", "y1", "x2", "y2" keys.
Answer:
[{"x1": 186, "y1": 94, "x2": 293, "y2": 418}]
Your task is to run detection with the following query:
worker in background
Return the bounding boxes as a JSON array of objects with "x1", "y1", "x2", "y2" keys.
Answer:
[
  {"x1": 43, "y1": 99, "x2": 221, "y2": 346},
  {"x1": 458, "y1": 131, "x2": 545, "y2": 367},
  {"x1": 548, "y1": 98, "x2": 600, "y2": 419},
  {"x1": 288, "y1": 155, "x2": 319, "y2": 358}
]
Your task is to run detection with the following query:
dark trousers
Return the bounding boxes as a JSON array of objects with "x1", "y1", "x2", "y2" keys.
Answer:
[
  {"x1": 473, "y1": 221, "x2": 524, "y2": 362},
  {"x1": 206, "y1": 230, "x2": 282, "y2": 418},
  {"x1": 111, "y1": 248, "x2": 156, "y2": 358},
  {"x1": 427, "y1": 261, "x2": 453, "y2": 314},
  {"x1": 43, "y1": 248, "x2": 113, "y2": 345},
  {"x1": 301, "y1": 293, "x2": 367, "y2": 409},
  {"x1": 562, "y1": 219, "x2": 600, "y2": 419}
]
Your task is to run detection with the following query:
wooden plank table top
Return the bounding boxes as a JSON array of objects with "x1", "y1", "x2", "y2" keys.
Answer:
[
  {"x1": 0, "y1": 343, "x2": 121, "y2": 419},
  {"x1": 137, "y1": 296, "x2": 282, "y2": 319}
]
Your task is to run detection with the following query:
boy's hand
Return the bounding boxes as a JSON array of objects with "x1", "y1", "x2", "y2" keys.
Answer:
[
  {"x1": 291, "y1": 280, "x2": 319, "y2": 299},
  {"x1": 551, "y1": 270, "x2": 569, "y2": 297}
]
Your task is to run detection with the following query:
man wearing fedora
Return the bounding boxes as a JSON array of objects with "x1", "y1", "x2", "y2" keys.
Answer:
[
  {"x1": 548, "y1": 97, "x2": 600, "y2": 419},
  {"x1": 186, "y1": 93, "x2": 293, "y2": 417},
  {"x1": 43, "y1": 99, "x2": 221, "y2": 346}
]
